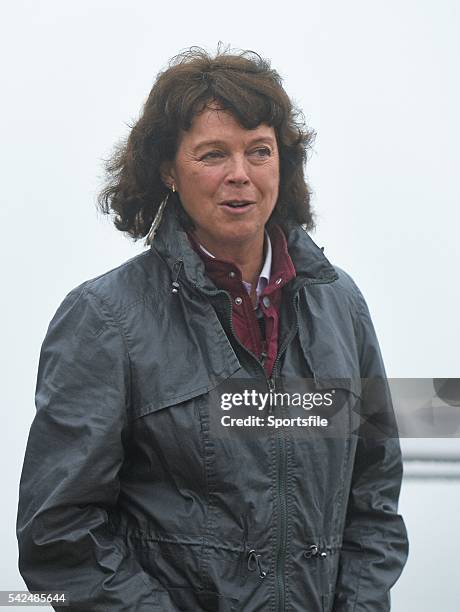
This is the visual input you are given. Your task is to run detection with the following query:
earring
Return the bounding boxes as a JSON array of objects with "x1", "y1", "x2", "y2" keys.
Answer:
[
  {"x1": 171, "y1": 183, "x2": 176, "y2": 193},
  {"x1": 144, "y1": 190, "x2": 171, "y2": 246}
]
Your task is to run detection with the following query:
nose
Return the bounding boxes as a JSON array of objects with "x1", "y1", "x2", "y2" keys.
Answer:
[{"x1": 224, "y1": 154, "x2": 250, "y2": 185}]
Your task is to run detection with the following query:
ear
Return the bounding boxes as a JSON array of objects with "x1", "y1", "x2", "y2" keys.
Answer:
[{"x1": 160, "y1": 161, "x2": 176, "y2": 190}]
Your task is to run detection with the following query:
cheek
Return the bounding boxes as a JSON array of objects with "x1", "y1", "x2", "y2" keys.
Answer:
[
  {"x1": 185, "y1": 165, "x2": 223, "y2": 188},
  {"x1": 178, "y1": 178, "x2": 218, "y2": 207},
  {"x1": 258, "y1": 165, "x2": 280, "y2": 200},
  {"x1": 202, "y1": 167, "x2": 227, "y2": 191}
]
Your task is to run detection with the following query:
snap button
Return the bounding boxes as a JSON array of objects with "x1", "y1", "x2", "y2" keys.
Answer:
[
  {"x1": 234, "y1": 297, "x2": 243, "y2": 305},
  {"x1": 262, "y1": 296, "x2": 270, "y2": 308},
  {"x1": 229, "y1": 271, "x2": 237, "y2": 279}
]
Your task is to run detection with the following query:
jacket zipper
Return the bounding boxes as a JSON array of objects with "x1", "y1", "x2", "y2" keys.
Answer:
[
  {"x1": 269, "y1": 294, "x2": 300, "y2": 612},
  {"x1": 186, "y1": 267, "x2": 337, "y2": 611},
  {"x1": 219, "y1": 295, "x2": 294, "y2": 610},
  {"x1": 266, "y1": 278, "x2": 337, "y2": 612}
]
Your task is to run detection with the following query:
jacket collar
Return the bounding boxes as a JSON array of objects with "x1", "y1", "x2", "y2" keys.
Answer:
[
  {"x1": 282, "y1": 218, "x2": 339, "y2": 286},
  {"x1": 150, "y1": 198, "x2": 338, "y2": 292}
]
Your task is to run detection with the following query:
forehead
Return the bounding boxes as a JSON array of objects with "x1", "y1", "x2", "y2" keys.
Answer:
[{"x1": 178, "y1": 107, "x2": 276, "y2": 149}]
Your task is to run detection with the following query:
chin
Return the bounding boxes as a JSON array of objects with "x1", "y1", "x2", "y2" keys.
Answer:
[
  {"x1": 223, "y1": 229, "x2": 261, "y2": 246},
  {"x1": 225, "y1": 220, "x2": 266, "y2": 239}
]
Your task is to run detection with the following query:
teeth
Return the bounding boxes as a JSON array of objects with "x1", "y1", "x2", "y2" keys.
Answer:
[{"x1": 227, "y1": 202, "x2": 247, "y2": 207}]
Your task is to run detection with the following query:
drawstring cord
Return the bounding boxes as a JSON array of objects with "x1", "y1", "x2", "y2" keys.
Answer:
[
  {"x1": 247, "y1": 549, "x2": 267, "y2": 578},
  {"x1": 303, "y1": 544, "x2": 328, "y2": 559},
  {"x1": 171, "y1": 260, "x2": 183, "y2": 294}
]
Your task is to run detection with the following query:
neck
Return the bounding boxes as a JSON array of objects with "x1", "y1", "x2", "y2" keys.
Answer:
[{"x1": 193, "y1": 231, "x2": 265, "y2": 289}]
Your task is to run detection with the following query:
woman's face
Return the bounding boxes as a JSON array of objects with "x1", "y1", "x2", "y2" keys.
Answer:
[{"x1": 164, "y1": 106, "x2": 280, "y2": 254}]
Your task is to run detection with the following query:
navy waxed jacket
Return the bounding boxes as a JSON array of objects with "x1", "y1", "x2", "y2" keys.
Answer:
[{"x1": 17, "y1": 202, "x2": 408, "y2": 611}]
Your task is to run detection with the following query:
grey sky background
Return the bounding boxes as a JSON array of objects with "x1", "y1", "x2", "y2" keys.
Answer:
[{"x1": 1, "y1": 1, "x2": 459, "y2": 609}]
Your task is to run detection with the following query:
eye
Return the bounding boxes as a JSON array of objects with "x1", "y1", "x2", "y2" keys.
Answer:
[
  {"x1": 250, "y1": 147, "x2": 272, "y2": 158},
  {"x1": 200, "y1": 150, "x2": 225, "y2": 161}
]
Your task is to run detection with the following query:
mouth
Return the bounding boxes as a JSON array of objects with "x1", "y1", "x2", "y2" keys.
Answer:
[{"x1": 219, "y1": 200, "x2": 256, "y2": 210}]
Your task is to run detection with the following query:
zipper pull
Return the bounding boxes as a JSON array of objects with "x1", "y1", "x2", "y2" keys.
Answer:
[
  {"x1": 260, "y1": 340, "x2": 268, "y2": 366},
  {"x1": 267, "y1": 377, "x2": 276, "y2": 413},
  {"x1": 247, "y1": 549, "x2": 267, "y2": 578},
  {"x1": 260, "y1": 352, "x2": 267, "y2": 365}
]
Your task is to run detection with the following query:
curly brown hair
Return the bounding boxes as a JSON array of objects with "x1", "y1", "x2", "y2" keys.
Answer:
[{"x1": 97, "y1": 46, "x2": 316, "y2": 238}]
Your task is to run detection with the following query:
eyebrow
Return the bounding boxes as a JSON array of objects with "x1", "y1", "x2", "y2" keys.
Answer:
[{"x1": 192, "y1": 136, "x2": 277, "y2": 152}]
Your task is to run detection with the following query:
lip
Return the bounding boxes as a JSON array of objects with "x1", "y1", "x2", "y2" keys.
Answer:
[
  {"x1": 219, "y1": 199, "x2": 256, "y2": 205},
  {"x1": 218, "y1": 200, "x2": 256, "y2": 212},
  {"x1": 219, "y1": 201, "x2": 256, "y2": 215}
]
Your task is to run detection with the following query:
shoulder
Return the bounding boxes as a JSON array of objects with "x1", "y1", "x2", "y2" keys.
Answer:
[
  {"x1": 330, "y1": 265, "x2": 368, "y2": 313},
  {"x1": 303, "y1": 263, "x2": 376, "y2": 351},
  {"x1": 304, "y1": 262, "x2": 369, "y2": 317},
  {"x1": 83, "y1": 250, "x2": 155, "y2": 308},
  {"x1": 51, "y1": 249, "x2": 166, "y2": 331},
  {"x1": 328, "y1": 265, "x2": 381, "y2": 357}
]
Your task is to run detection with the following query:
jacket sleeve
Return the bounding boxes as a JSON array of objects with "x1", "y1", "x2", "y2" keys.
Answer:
[
  {"x1": 332, "y1": 281, "x2": 409, "y2": 612},
  {"x1": 17, "y1": 287, "x2": 158, "y2": 611}
]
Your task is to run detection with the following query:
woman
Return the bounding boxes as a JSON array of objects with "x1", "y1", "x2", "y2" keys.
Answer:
[{"x1": 17, "y1": 48, "x2": 408, "y2": 611}]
